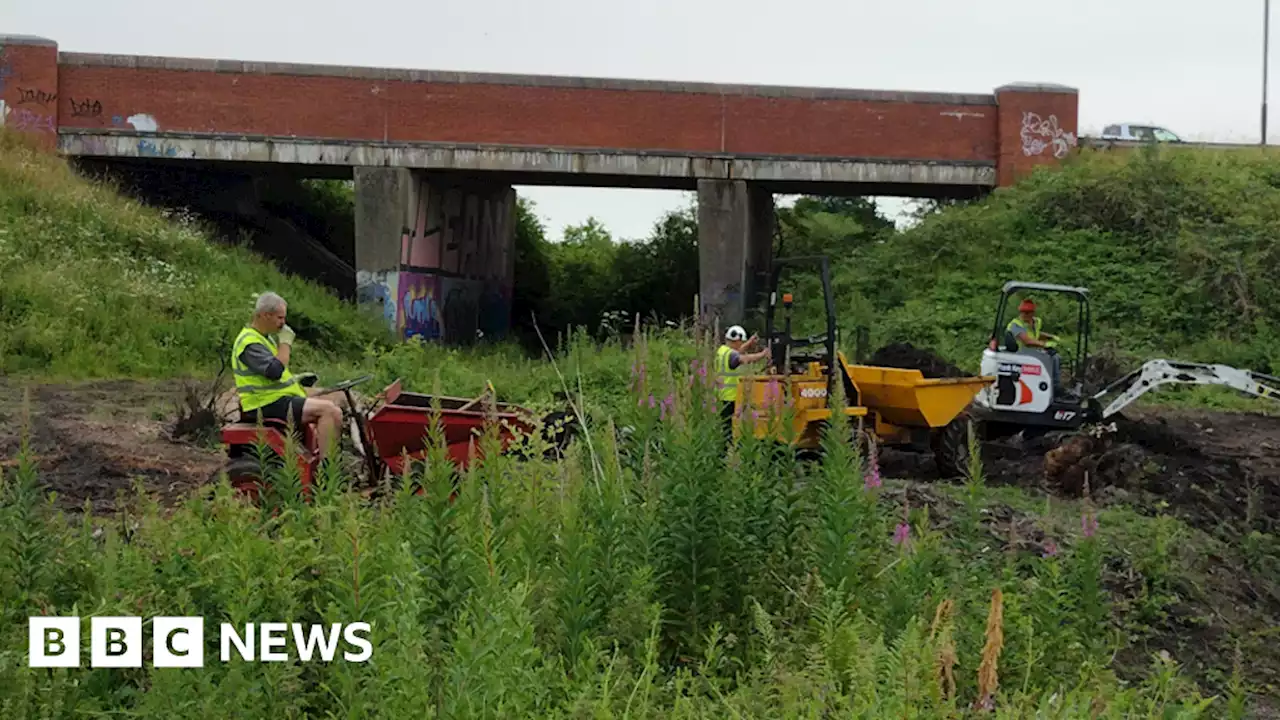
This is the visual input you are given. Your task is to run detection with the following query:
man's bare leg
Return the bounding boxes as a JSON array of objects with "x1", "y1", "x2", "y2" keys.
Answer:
[
  {"x1": 302, "y1": 397, "x2": 343, "y2": 459},
  {"x1": 306, "y1": 387, "x2": 351, "y2": 412}
]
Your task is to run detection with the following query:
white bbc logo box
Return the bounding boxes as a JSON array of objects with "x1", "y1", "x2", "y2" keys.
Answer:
[{"x1": 29, "y1": 617, "x2": 372, "y2": 667}]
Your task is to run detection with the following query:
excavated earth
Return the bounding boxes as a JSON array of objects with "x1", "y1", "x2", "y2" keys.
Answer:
[{"x1": 870, "y1": 342, "x2": 1280, "y2": 538}]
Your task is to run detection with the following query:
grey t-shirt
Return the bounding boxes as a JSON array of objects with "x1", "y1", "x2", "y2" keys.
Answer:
[
  {"x1": 727, "y1": 349, "x2": 743, "y2": 370},
  {"x1": 239, "y1": 341, "x2": 284, "y2": 380}
]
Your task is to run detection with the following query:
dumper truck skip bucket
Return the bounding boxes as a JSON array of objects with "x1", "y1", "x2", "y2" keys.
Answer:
[
  {"x1": 842, "y1": 360, "x2": 995, "y2": 429},
  {"x1": 731, "y1": 351, "x2": 993, "y2": 454}
]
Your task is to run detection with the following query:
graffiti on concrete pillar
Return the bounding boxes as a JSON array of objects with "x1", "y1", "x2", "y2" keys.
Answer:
[
  {"x1": 397, "y1": 271, "x2": 443, "y2": 340},
  {"x1": 441, "y1": 278, "x2": 480, "y2": 344},
  {"x1": 356, "y1": 269, "x2": 398, "y2": 332},
  {"x1": 363, "y1": 179, "x2": 515, "y2": 344},
  {"x1": 1020, "y1": 111, "x2": 1076, "y2": 159}
]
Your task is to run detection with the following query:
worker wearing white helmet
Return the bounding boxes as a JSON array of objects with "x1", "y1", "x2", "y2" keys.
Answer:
[{"x1": 715, "y1": 324, "x2": 771, "y2": 439}]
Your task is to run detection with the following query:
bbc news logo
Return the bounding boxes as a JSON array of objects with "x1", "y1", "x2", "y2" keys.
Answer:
[{"x1": 29, "y1": 617, "x2": 372, "y2": 668}]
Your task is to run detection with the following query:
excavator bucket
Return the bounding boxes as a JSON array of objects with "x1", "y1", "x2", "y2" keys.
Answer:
[{"x1": 839, "y1": 352, "x2": 994, "y2": 429}]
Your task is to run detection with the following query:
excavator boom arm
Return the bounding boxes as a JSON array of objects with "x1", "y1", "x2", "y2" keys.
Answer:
[{"x1": 1092, "y1": 359, "x2": 1280, "y2": 419}]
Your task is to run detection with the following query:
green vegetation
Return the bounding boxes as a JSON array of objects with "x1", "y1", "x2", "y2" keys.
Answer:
[
  {"x1": 0, "y1": 359, "x2": 1243, "y2": 717},
  {"x1": 834, "y1": 146, "x2": 1280, "y2": 378},
  {"x1": 0, "y1": 130, "x2": 1278, "y2": 715},
  {"x1": 0, "y1": 132, "x2": 392, "y2": 379}
]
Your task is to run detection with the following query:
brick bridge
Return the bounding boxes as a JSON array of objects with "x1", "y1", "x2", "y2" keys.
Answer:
[{"x1": 0, "y1": 33, "x2": 1080, "y2": 340}]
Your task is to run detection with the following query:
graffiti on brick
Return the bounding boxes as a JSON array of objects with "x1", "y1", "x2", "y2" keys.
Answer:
[
  {"x1": 0, "y1": 63, "x2": 11, "y2": 95},
  {"x1": 16, "y1": 87, "x2": 56, "y2": 107},
  {"x1": 9, "y1": 107, "x2": 55, "y2": 133},
  {"x1": 127, "y1": 113, "x2": 159, "y2": 132},
  {"x1": 1020, "y1": 111, "x2": 1076, "y2": 159},
  {"x1": 69, "y1": 97, "x2": 103, "y2": 118}
]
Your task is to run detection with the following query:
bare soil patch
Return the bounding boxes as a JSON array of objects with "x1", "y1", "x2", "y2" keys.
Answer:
[{"x1": 0, "y1": 378, "x2": 225, "y2": 513}]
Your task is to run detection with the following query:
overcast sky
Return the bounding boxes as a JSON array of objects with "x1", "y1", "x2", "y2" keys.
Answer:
[{"x1": 3, "y1": 0, "x2": 1271, "y2": 240}]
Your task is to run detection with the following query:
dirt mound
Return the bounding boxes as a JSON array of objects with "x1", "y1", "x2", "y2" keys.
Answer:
[
  {"x1": 973, "y1": 409, "x2": 1280, "y2": 537},
  {"x1": 868, "y1": 342, "x2": 967, "y2": 378}
]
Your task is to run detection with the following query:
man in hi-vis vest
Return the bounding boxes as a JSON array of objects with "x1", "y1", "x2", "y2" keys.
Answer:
[
  {"x1": 715, "y1": 325, "x2": 771, "y2": 439},
  {"x1": 1004, "y1": 297, "x2": 1061, "y2": 387},
  {"x1": 231, "y1": 291, "x2": 344, "y2": 459}
]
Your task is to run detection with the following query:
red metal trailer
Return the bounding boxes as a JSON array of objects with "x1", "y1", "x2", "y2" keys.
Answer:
[{"x1": 213, "y1": 375, "x2": 551, "y2": 501}]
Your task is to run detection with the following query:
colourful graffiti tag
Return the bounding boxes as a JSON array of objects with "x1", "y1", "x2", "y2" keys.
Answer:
[{"x1": 397, "y1": 271, "x2": 442, "y2": 340}]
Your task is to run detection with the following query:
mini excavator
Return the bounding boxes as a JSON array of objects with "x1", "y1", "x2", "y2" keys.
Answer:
[{"x1": 971, "y1": 280, "x2": 1280, "y2": 440}]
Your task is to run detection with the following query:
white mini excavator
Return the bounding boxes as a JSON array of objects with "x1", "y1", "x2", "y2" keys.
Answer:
[{"x1": 969, "y1": 281, "x2": 1280, "y2": 440}]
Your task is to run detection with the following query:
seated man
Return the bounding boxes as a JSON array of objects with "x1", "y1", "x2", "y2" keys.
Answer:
[
  {"x1": 1005, "y1": 297, "x2": 1061, "y2": 387},
  {"x1": 231, "y1": 291, "x2": 344, "y2": 459}
]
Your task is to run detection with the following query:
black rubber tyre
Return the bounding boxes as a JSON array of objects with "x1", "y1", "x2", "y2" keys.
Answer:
[
  {"x1": 932, "y1": 410, "x2": 981, "y2": 481},
  {"x1": 210, "y1": 457, "x2": 269, "y2": 500}
]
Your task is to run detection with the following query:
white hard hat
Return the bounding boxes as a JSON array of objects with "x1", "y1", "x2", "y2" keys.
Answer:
[{"x1": 725, "y1": 325, "x2": 747, "y2": 341}]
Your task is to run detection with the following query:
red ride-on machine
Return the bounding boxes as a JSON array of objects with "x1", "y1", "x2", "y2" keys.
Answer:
[{"x1": 214, "y1": 375, "x2": 571, "y2": 502}]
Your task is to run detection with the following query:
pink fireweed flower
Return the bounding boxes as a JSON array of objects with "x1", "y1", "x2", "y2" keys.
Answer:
[
  {"x1": 892, "y1": 523, "x2": 911, "y2": 546},
  {"x1": 660, "y1": 391, "x2": 676, "y2": 420},
  {"x1": 865, "y1": 448, "x2": 882, "y2": 489},
  {"x1": 1082, "y1": 512, "x2": 1098, "y2": 537}
]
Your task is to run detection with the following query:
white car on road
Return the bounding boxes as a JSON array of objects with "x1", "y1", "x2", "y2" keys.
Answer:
[{"x1": 1098, "y1": 123, "x2": 1183, "y2": 143}]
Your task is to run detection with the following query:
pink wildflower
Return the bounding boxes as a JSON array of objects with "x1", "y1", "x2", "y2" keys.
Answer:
[
  {"x1": 893, "y1": 523, "x2": 911, "y2": 546},
  {"x1": 1042, "y1": 540, "x2": 1059, "y2": 557},
  {"x1": 865, "y1": 451, "x2": 882, "y2": 489},
  {"x1": 1082, "y1": 512, "x2": 1098, "y2": 537},
  {"x1": 660, "y1": 391, "x2": 675, "y2": 420}
]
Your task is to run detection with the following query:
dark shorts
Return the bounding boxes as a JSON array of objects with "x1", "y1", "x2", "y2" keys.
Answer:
[{"x1": 240, "y1": 395, "x2": 307, "y2": 425}]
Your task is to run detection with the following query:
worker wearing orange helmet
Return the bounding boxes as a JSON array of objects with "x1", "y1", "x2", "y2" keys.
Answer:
[
  {"x1": 1006, "y1": 298, "x2": 1057, "y2": 350},
  {"x1": 1005, "y1": 297, "x2": 1061, "y2": 386}
]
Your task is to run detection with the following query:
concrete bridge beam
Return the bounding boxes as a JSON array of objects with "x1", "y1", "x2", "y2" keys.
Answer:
[
  {"x1": 697, "y1": 179, "x2": 774, "y2": 331},
  {"x1": 354, "y1": 167, "x2": 516, "y2": 344}
]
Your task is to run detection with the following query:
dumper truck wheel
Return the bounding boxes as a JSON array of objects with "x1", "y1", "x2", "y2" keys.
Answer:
[{"x1": 932, "y1": 410, "x2": 981, "y2": 481}]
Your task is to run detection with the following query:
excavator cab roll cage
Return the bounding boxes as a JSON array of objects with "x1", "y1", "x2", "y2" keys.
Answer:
[{"x1": 991, "y1": 280, "x2": 1092, "y2": 392}]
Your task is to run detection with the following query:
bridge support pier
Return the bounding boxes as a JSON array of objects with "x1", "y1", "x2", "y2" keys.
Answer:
[
  {"x1": 697, "y1": 179, "x2": 775, "y2": 332},
  {"x1": 354, "y1": 167, "x2": 516, "y2": 344}
]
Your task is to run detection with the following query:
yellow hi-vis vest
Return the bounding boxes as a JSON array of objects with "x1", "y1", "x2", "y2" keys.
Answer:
[
  {"x1": 231, "y1": 326, "x2": 307, "y2": 412},
  {"x1": 1006, "y1": 317, "x2": 1042, "y2": 349},
  {"x1": 715, "y1": 344, "x2": 741, "y2": 402}
]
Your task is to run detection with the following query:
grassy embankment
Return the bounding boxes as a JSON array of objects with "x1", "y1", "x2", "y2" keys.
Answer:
[
  {"x1": 0, "y1": 129, "x2": 1277, "y2": 716},
  {"x1": 817, "y1": 144, "x2": 1280, "y2": 413}
]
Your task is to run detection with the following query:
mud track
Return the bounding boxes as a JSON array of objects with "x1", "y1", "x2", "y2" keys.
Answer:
[{"x1": 0, "y1": 379, "x2": 225, "y2": 513}]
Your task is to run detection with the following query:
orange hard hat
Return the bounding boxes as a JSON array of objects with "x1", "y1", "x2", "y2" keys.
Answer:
[{"x1": 1018, "y1": 298, "x2": 1036, "y2": 312}]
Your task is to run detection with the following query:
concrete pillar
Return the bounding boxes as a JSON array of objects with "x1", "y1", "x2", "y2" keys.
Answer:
[
  {"x1": 0, "y1": 35, "x2": 60, "y2": 151},
  {"x1": 697, "y1": 178, "x2": 774, "y2": 330},
  {"x1": 994, "y1": 83, "x2": 1080, "y2": 186},
  {"x1": 354, "y1": 168, "x2": 516, "y2": 344}
]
